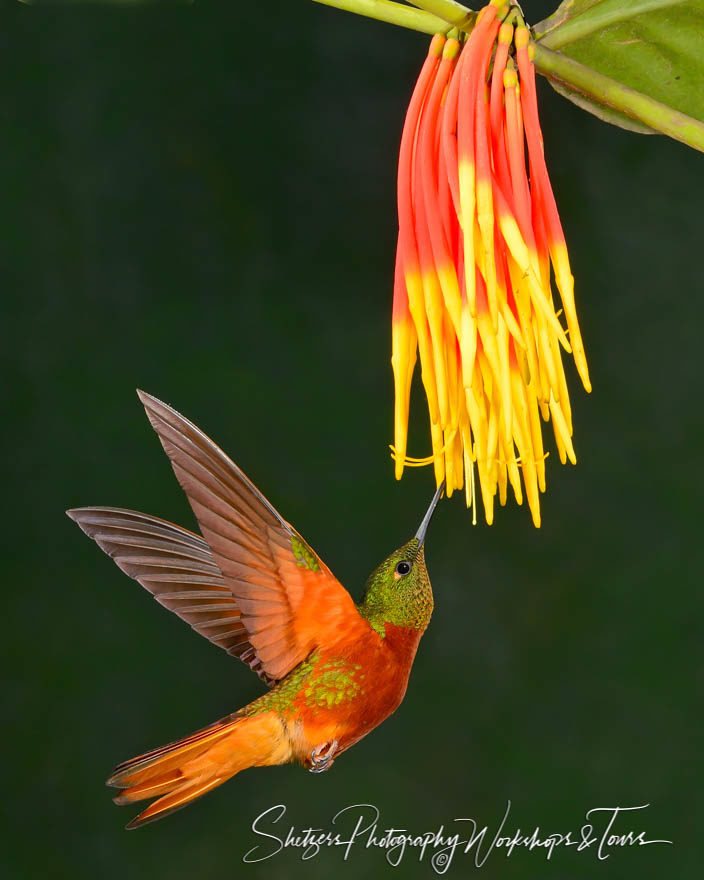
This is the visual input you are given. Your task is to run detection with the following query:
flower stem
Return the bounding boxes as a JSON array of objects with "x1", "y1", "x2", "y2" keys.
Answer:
[
  {"x1": 532, "y1": 42, "x2": 704, "y2": 153},
  {"x1": 408, "y1": 0, "x2": 475, "y2": 29},
  {"x1": 310, "y1": 0, "x2": 451, "y2": 34}
]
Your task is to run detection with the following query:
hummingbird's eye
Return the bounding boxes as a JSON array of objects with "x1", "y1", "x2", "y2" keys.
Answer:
[{"x1": 394, "y1": 560, "x2": 412, "y2": 577}]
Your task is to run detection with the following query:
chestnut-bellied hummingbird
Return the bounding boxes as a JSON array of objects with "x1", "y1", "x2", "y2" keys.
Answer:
[{"x1": 68, "y1": 391, "x2": 444, "y2": 828}]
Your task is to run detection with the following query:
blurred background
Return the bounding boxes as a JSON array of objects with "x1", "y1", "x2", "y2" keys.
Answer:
[{"x1": 2, "y1": 0, "x2": 702, "y2": 877}]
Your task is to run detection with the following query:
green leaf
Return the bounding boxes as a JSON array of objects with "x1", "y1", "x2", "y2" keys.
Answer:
[
  {"x1": 547, "y1": 78, "x2": 656, "y2": 134},
  {"x1": 532, "y1": 0, "x2": 704, "y2": 149},
  {"x1": 536, "y1": 0, "x2": 622, "y2": 36}
]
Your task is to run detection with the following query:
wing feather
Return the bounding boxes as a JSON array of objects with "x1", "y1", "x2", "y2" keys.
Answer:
[
  {"x1": 66, "y1": 507, "x2": 274, "y2": 683},
  {"x1": 136, "y1": 391, "x2": 370, "y2": 682}
]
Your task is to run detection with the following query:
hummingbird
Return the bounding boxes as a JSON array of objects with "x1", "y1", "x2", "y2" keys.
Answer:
[{"x1": 67, "y1": 391, "x2": 444, "y2": 829}]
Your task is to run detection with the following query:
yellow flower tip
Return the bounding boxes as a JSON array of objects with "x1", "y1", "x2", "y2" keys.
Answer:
[
  {"x1": 576, "y1": 359, "x2": 592, "y2": 394},
  {"x1": 570, "y1": 338, "x2": 592, "y2": 393},
  {"x1": 431, "y1": 441, "x2": 445, "y2": 489},
  {"x1": 498, "y1": 22, "x2": 513, "y2": 44},
  {"x1": 562, "y1": 437, "x2": 577, "y2": 466},
  {"x1": 429, "y1": 34, "x2": 446, "y2": 58},
  {"x1": 514, "y1": 26, "x2": 530, "y2": 50},
  {"x1": 498, "y1": 463, "x2": 508, "y2": 506},
  {"x1": 443, "y1": 38, "x2": 461, "y2": 61},
  {"x1": 503, "y1": 67, "x2": 518, "y2": 89}
]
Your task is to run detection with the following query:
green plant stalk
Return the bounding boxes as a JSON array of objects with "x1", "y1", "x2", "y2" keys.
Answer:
[
  {"x1": 532, "y1": 43, "x2": 704, "y2": 153},
  {"x1": 310, "y1": 0, "x2": 450, "y2": 33},
  {"x1": 408, "y1": 0, "x2": 474, "y2": 28},
  {"x1": 535, "y1": 0, "x2": 689, "y2": 48},
  {"x1": 311, "y1": 0, "x2": 704, "y2": 153}
]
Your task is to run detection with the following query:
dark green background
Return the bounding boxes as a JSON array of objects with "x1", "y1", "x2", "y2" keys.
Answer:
[{"x1": 3, "y1": 0, "x2": 701, "y2": 877}]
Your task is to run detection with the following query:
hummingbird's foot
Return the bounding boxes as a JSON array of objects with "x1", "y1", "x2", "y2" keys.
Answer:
[{"x1": 309, "y1": 739, "x2": 338, "y2": 774}]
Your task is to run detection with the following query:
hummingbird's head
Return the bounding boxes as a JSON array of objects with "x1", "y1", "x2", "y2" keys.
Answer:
[{"x1": 359, "y1": 482, "x2": 444, "y2": 636}]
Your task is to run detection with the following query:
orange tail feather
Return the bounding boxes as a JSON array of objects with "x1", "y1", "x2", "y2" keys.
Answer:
[{"x1": 107, "y1": 711, "x2": 291, "y2": 828}]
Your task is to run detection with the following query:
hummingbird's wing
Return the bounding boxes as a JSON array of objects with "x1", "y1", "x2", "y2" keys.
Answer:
[
  {"x1": 67, "y1": 507, "x2": 274, "y2": 683},
  {"x1": 136, "y1": 391, "x2": 369, "y2": 683}
]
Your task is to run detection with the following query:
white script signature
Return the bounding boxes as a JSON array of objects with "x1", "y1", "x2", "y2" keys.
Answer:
[{"x1": 243, "y1": 801, "x2": 672, "y2": 872}]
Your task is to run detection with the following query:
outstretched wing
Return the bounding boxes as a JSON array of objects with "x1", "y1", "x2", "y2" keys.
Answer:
[
  {"x1": 66, "y1": 507, "x2": 273, "y2": 683},
  {"x1": 135, "y1": 390, "x2": 368, "y2": 683}
]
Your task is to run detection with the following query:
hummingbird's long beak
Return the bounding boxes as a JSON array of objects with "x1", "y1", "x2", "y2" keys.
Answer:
[{"x1": 415, "y1": 480, "x2": 446, "y2": 547}]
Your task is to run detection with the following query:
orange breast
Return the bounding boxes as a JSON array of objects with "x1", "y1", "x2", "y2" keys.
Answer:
[{"x1": 284, "y1": 622, "x2": 423, "y2": 763}]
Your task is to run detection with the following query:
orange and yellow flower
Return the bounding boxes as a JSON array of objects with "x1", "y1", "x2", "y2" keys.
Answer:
[{"x1": 391, "y1": 1, "x2": 591, "y2": 527}]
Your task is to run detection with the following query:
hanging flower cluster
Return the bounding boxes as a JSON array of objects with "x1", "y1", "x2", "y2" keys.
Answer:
[{"x1": 391, "y1": 1, "x2": 591, "y2": 527}]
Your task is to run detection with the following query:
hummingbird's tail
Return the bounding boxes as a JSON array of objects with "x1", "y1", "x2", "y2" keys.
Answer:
[{"x1": 107, "y1": 711, "x2": 291, "y2": 828}]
